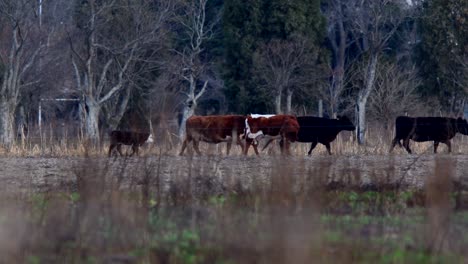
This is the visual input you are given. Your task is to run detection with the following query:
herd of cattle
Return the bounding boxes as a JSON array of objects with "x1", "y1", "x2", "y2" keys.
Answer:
[{"x1": 108, "y1": 115, "x2": 468, "y2": 157}]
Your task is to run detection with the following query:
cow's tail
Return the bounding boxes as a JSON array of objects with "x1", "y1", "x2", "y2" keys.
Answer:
[{"x1": 389, "y1": 136, "x2": 402, "y2": 153}]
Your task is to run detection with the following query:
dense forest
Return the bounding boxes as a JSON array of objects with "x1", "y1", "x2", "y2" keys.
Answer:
[{"x1": 0, "y1": 0, "x2": 466, "y2": 145}]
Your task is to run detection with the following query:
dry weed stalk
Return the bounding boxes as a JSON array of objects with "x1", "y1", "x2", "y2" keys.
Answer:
[{"x1": 426, "y1": 157, "x2": 454, "y2": 254}]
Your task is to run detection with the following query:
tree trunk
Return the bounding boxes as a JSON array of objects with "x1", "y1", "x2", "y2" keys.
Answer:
[
  {"x1": 275, "y1": 90, "x2": 282, "y2": 114},
  {"x1": 17, "y1": 105, "x2": 27, "y2": 144},
  {"x1": 84, "y1": 99, "x2": 101, "y2": 145},
  {"x1": 179, "y1": 102, "x2": 196, "y2": 140},
  {"x1": 286, "y1": 89, "x2": 293, "y2": 114},
  {"x1": 0, "y1": 100, "x2": 15, "y2": 146},
  {"x1": 356, "y1": 54, "x2": 378, "y2": 144},
  {"x1": 319, "y1": 99, "x2": 323, "y2": 117},
  {"x1": 356, "y1": 99, "x2": 366, "y2": 145},
  {"x1": 328, "y1": 9, "x2": 346, "y2": 119},
  {"x1": 106, "y1": 86, "x2": 131, "y2": 130}
]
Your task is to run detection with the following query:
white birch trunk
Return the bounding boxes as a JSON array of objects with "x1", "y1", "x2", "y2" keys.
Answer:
[
  {"x1": 356, "y1": 99, "x2": 367, "y2": 145},
  {"x1": 178, "y1": 78, "x2": 207, "y2": 140},
  {"x1": 357, "y1": 54, "x2": 378, "y2": 144},
  {"x1": 106, "y1": 86, "x2": 131, "y2": 130},
  {"x1": 84, "y1": 99, "x2": 101, "y2": 145},
  {"x1": 178, "y1": 103, "x2": 196, "y2": 140},
  {"x1": 0, "y1": 100, "x2": 15, "y2": 146},
  {"x1": 275, "y1": 90, "x2": 282, "y2": 114},
  {"x1": 286, "y1": 88, "x2": 293, "y2": 114}
]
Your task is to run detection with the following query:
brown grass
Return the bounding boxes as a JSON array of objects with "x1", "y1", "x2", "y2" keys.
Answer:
[{"x1": 3, "y1": 122, "x2": 468, "y2": 157}]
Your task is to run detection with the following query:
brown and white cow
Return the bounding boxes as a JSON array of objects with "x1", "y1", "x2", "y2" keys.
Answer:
[
  {"x1": 108, "y1": 130, "x2": 154, "y2": 157},
  {"x1": 179, "y1": 115, "x2": 249, "y2": 155},
  {"x1": 244, "y1": 114, "x2": 299, "y2": 155}
]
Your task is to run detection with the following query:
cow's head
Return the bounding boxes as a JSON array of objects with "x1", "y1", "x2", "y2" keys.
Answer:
[
  {"x1": 147, "y1": 133, "x2": 154, "y2": 143},
  {"x1": 337, "y1": 116, "x2": 356, "y2": 131},
  {"x1": 456, "y1": 117, "x2": 468, "y2": 135}
]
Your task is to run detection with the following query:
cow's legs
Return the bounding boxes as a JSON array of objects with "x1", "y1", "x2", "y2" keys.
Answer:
[
  {"x1": 236, "y1": 136, "x2": 245, "y2": 154},
  {"x1": 433, "y1": 141, "x2": 439, "y2": 153},
  {"x1": 226, "y1": 141, "x2": 232, "y2": 155},
  {"x1": 279, "y1": 139, "x2": 284, "y2": 153},
  {"x1": 442, "y1": 140, "x2": 452, "y2": 153},
  {"x1": 244, "y1": 139, "x2": 259, "y2": 155},
  {"x1": 252, "y1": 144, "x2": 260, "y2": 155},
  {"x1": 108, "y1": 144, "x2": 117, "y2": 157},
  {"x1": 192, "y1": 139, "x2": 202, "y2": 155},
  {"x1": 244, "y1": 140, "x2": 251, "y2": 155},
  {"x1": 389, "y1": 138, "x2": 400, "y2": 153},
  {"x1": 307, "y1": 141, "x2": 318, "y2": 156},
  {"x1": 282, "y1": 139, "x2": 291, "y2": 155},
  {"x1": 278, "y1": 136, "x2": 291, "y2": 155},
  {"x1": 403, "y1": 138, "x2": 412, "y2": 154},
  {"x1": 262, "y1": 138, "x2": 275, "y2": 151},
  {"x1": 179, "y1": 137, "x2": 191, "y2": 155},
  {"x1": 324, "y1": 142, "x2": 332, "y2": 155},
  {"x1": 115, "y1": 144, "x2": 125, "y2": 156},
  {"x1": 130, "y1": 144, "x2": 139, "y2": 156}
]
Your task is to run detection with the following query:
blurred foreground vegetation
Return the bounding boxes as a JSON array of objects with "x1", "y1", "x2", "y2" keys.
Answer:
[{"x1": 0, "y1": 156, "x2": 466, "y2": 263}]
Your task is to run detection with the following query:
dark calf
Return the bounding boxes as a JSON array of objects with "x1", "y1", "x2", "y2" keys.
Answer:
[{"x1": 108, "y1": 130, "x2": 154, "y2": 157}]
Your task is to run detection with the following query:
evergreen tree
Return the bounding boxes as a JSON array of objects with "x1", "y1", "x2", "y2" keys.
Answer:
[
  {"x1": 416, "y1": 0, "x2": 467, "y2": 114},
  {"x1": 223, "y1": 0, "x2": 264, "y2": 113},
  {"x1": 263, "y1": 0, "x2": 325, "y2": 42},
  {"x1": 223, "y1": 0, "x2": 326, "y2": 113}
]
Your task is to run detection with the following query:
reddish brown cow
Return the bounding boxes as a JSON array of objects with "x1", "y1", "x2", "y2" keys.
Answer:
[
  {"x1": 179, "y1": 115, "x2": 251, "y2": 155},
  {"x1": 244, "y1": 114, "x2": 299, "y2": 155}
]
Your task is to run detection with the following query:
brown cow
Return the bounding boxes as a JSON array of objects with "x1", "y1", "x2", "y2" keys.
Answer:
[
  {"x1": 108, "y1": 130, "x2": 154, "y2": 157},
  {"x1": 179, "y1": 115, "x2": 250, "y2": 155},
  {"x1": 244, "y1": 114, "x2": 299, "y2": 155}
]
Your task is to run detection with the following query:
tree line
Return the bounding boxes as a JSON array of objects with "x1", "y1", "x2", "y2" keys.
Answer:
[{"x1": 0, "y1": 0, "x2": 466, "y2": 146}]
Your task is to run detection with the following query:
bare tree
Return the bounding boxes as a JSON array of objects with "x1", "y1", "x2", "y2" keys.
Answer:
[
  {"x1": 253, "y1": 36, "x2": 319, "y2": 114},
  {"x1": 0, "y1": 0, "x2": 44, "y2": 146},
  {"x1": 347, "y1": 0, "x2": 408, "y2": 144},
  {"x1": 174, "y1": 0, "x2": 220, "y2": 139},
  {"x1": 68, "y1": 0, "x2": 172, "y2": 144},
  {"x1": 443, "y1": 53, "x2": 468, "y2": 116},
  {"x1": 368, "y1": 61, "x2": 422, "y2": 128},
  {"x1": 323, "y1": 0, "x2": 351, "y2": 118},
  {"x1": 101, "y1": 1, "x2": 172, "y2": 131}
]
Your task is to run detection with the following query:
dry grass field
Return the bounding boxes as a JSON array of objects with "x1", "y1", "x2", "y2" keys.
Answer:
[{"x1": 0, "y1": 131, "x2": 468, "y2": 263}]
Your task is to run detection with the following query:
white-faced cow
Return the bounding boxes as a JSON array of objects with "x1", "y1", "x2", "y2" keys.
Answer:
[
  {"x1": 244, "y1": 114, "x2": 299, "y2": 155},
  {"x1": 179, "y1": 115, "x2": 247, "y2": 155},
  {"x1": 108, "y1": 130, "x2": 154, "y2": 157},
  {"x1": 390, "y1": 116, "x2": 468, "y2": 154}
]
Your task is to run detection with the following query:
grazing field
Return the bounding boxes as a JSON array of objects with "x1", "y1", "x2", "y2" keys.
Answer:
[{"x1": 0, "y1": 153, "x2": 468, "y2": 263}]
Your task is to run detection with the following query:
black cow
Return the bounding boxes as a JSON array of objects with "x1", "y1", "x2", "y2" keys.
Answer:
[
  {"x1": 108, "y1": 130, "x2": 154, "y2": 157},
  {"x1": 263, "y1": 116, "x2": 355, "y2": 155},
  {"x1": 297, "y1": 116, "x2": 355, "y2": 155},
  {"x1": 390, "y1": 116, "x2": 468, "y2": 154}
]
